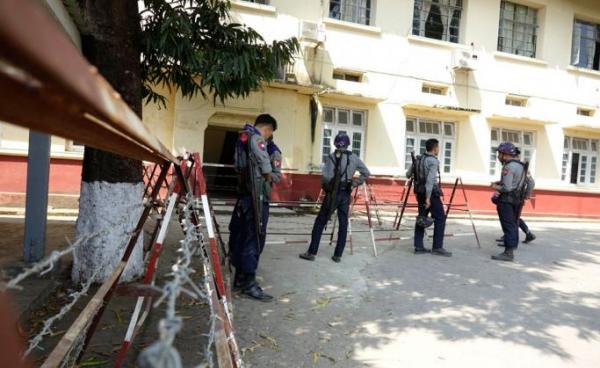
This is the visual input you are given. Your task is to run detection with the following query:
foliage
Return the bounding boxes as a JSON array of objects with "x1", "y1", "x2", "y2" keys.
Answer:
[{"x1": 139, "y1": 0, "x2": 300, "y2": 106}]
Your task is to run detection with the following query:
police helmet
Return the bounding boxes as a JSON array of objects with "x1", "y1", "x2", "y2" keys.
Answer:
[
  {"x1": 497, "y1": 142, "x2": 518, "y2": 156},
  {"x1": 334, "y1": 132, "x2": 350, "y2": 148},
  {"x1": 416, "y1": 215, "x2": 434, "y2": 228}
]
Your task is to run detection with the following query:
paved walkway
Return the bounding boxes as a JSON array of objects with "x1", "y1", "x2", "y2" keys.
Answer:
[{"x1": 225, "y1": 215, "x2": 600, "y2": 368}]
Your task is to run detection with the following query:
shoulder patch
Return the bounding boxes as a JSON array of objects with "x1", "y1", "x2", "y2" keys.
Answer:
[
  {"x1": 274, "y1": 159, "x2": 281, "y2": 168},
  {"x1": 258, "y1": 141, "x2": 266, "y2": 151},
  {"x1": 502, "y1": 167, "x2": 509, "y2": 176}
]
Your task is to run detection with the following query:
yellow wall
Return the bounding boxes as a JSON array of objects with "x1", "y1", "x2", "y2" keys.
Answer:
[{"x1": 4, "y1": 0, "x2": 600, "y2": 192}]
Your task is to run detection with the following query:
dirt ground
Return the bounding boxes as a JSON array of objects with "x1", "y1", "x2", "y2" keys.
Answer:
[{"x1": 2, "y1": 211, "x2": 600, "y2": 367}]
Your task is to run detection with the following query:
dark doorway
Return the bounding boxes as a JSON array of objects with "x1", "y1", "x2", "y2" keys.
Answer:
[
  {"x1": 203, "y1": 125, "x2": 240, "y2": 197},
  {"x1": 570, "y1": 153, "x2": 580, "y2": 184}
]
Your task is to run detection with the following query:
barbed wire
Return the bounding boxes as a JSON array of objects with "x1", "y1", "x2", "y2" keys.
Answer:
[
  {"x1": 0, "y1": 202, "x2": 153, "y2": 359},
  {"x1": 24, "y1": 267, "x2": 99, "y2": 356},
  {"x1": 138, "y1": 194, "x2": 216, "y2": 368},
  {"x1": 1, "y1": 202, "x2": 146, "y2": 292}
]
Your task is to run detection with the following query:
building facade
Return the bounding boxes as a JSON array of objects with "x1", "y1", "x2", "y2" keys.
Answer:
[{"x1": 2, "y1": 0, "x2": 600, "y2": 216}]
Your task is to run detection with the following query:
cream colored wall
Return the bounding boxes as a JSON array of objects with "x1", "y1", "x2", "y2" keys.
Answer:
[{"x1": 211, "y1": 0, "x2": 600, "y2": 190}]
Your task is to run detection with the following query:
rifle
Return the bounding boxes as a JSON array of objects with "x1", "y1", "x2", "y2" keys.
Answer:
[
  {"x1": 515, "y1": 161, "x2": 530, "y2": 222},
  {"x1": 325, "y1": 150, "x2": 343, "y2": 225},
  {"x1": 410, "y1": 151, "x2": 417, "y2": 180},
  {"x1": 245, "y1": 134, "x2": 264, "y2": 253}
]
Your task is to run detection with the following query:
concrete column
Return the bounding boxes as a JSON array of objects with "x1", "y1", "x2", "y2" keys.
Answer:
[{"x1": 23, "y1": 131, "x2": 51, "y2": 262}]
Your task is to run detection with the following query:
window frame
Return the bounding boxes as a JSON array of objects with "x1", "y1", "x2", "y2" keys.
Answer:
[
  {"x1": 412, "y1": 0, "x2": 464, "y2": 44},
  {"x1": 405, "y1": 117, "x2": 457, "y2": 175},
  {"x1": 497, "y1": 1, "x2": 539, "y2": 58},
  {"x1": 571, "y1": 19, "x2": 600, "y2": 71},
  {"x1": 490, "y1": 128, "x2": 536, "y2": 177},
  {"x1": 320, "y1": 106, "x2": 367, "y2": 165},
  {"x1": 562, "y1": 136, "x2": 599, "y2": 185},
  {"x1": 329, "y1": 0, "x2": 373, "y2": 26}
]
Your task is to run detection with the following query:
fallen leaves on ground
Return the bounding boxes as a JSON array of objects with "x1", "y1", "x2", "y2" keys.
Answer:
[
  {"x1": 259, "y1": 332, "x2": 280, "y2": 351},
  {"x1": 241, "y1": 340, "x2": 261, "y2": 356}
]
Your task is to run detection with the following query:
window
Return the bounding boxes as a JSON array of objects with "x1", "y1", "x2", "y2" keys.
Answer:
[
  {"x1": 412, "y1": 0, "x2": 463, "y2": 43},
  {"x1": 490, "y1": 128, "x2": 536, "y2": 176},
  {"x1": 571, "y1": 19, "x2": 600, "y2": 71},
  {"x1": 321, "y1": 107, "x2": 366, "y2": 163},
  {"x1": 497, "y1": 1, "x2": 538, "y2": 58},
  {"x1": 329, "y1": 0, "x2": 372, "y2": 26},
  {"x1": 241, "y1": 0, "x2": 269, "y2": 4},
  {"x1": 422, "y1": 84, "x2": 448, "y2": 95},
  {"x1": 405, "y1": 117, "x2": 456, "y2": 174},
  {"x1": 562, "y1": 136, "x2": 599, "y2": 185},
  {"x1": 577, "y1": 107, "x2": 595, "y2": 117},
  {"x1": 505, "y1": 95, "x2": 528, "y2": 107},
  {"x1": 333, "y1": 70, "x2": 363, "y2": 82}
]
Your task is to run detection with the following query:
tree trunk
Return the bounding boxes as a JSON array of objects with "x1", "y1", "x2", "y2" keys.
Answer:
[{"x1": 72, "y1": 0, "x2": 145, "y2": 284}]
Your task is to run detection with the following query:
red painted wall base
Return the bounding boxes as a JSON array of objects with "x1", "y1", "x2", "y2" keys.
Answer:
[{"x1": 1, "y1": 156, "x2": 600, "y2": 218}]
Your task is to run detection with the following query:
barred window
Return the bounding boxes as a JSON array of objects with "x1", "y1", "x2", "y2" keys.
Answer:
[
  {"x1": 329, "y1": 0, "x2": 372, "y2": 26},
  {"x1": 497, "y1": 1, "x2": 538, "y2": 58},
  {"x1": 571, "y1": 19, "x2": 600, "y2": 71},
  {"x1": 412, "y1": 0, "x2": 463, "y2": 43},
  {"x1": 490, "y1": 128, "x2": 536, "y2": 176},
  {"x1": 405, "y1": 117, "x2": 456, "y2": 174},
  {"x1": 321, "y1": 106, "x2": 366, "y2": 164}
]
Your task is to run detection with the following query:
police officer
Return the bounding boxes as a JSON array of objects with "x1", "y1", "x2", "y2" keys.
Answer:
[
  {"x1": 491, "y1": 142, "x2": 524, "y2": 262},
  {"x1": 412, "y1": 138, "x2": 452, "y2": 257},
  {"x1": 299, "y1": 132, "x2": 370, "y2": 263},
  {"x1": 496, "y1": 147, "x2": 536, "y2": 245},
  {"x1": 229, "y1": 114, "x2": 277, "y2": 301}
]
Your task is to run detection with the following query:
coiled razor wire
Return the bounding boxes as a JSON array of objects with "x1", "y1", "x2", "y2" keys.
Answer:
[
  {"x1": 138, "y1": 195, "x2": 218, "y2": 368},
  {"x1": 0, "y1": 204, "x2": 146, "y2": 358}
]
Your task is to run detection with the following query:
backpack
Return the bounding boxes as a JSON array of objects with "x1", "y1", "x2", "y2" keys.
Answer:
[{"x1": 412, "y1": 155, "x2": 427, "y2": 195}]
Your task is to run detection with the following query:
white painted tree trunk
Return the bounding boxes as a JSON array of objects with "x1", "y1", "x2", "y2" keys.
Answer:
[{"x1": 72, "y1": 181, "x2": 145, "y2": 284}]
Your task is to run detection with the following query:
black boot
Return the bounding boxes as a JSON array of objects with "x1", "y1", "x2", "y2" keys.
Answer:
[
  {"x1": 331, "y1": 255, "x2": 341, "y2": 263},
  {"x1": 233, "y1": 271, "x2": 246, "y2": 291},
  {"x1": 299, "y1": 252, "x2": 316, "y2": 261},
  {"x1": 523, "y1": 232, "x2": 536, "y2": 244},
  {"x1": 414, "y1": 248, "x2": 431, "y2": 254},
  {"x1": 496, "y1": 235, "x2": 505, "y2": 243},
  {"x1": 242, "y1": 284, "x2": 274, "y2": 302},
  {"x1": 432, "y1": 248, "x2": 452, "y2": 257},
  {"x1": 491, "y1": 248, "x2": 514, "y2": 262}
]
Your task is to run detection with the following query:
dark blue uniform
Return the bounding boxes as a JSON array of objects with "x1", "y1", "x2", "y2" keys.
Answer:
[
  {"x1": 306, "y1": 150, "x2": 369, "y2": 258},
  {"x1": 493, "y1": 160, "x2": 524, "y2": 249},
  {"x1": 413, "y1": 154, "x2": 446, "y2": 251},
  {"x1": 228, "y1": 124, "x2": 272, "y2": 287}
]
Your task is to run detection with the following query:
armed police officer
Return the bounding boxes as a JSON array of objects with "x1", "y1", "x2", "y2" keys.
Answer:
[
  {"x1": 299, "y1": 132, "x2": 370, "y2": 263},
  {"x1": 229, "y1": 114, "x2": 277, "y2": 302},
  {"x1": 491, "y1": 142, "x2": 526, "y2": 262},
  {"x1": 495, "y1": 147, "x2": 536, "y2": 246},
  {"x1": 410, "y1": 138, "x2": 452, "y2": 257}
]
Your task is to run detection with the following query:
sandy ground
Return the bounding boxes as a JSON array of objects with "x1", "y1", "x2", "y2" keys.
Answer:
[
  {"x1": 223, "y1": 214, "x2": 600, "y2": 368},
  {"x1": 2, "y1": 211, "x2": 600, "y2": 367}
]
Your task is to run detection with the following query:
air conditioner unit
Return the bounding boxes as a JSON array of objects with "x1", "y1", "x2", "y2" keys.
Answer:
[
  {"x1": 299, "y1": 21, "x2": 326, "y2": 46},
  {"x1": 451, "y1": 50, "x2": 478, "y2": 71}
]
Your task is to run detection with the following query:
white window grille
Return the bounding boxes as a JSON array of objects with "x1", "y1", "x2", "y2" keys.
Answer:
[
  {"x1": 497, "y1": 1, "x2": 538, "y2": 58},
  {"x1": 321, "y1": 106, "x2": 366, "y2": 164},
  {"x1": 412, "y1": 0, "x2": 463, "y2": 43},
  {"x1": 405, "y1": 117, "x2": 456, "y2": 174},
  {"x1": 490, "y1": 128, "x2": 536, "y2": 176}
]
